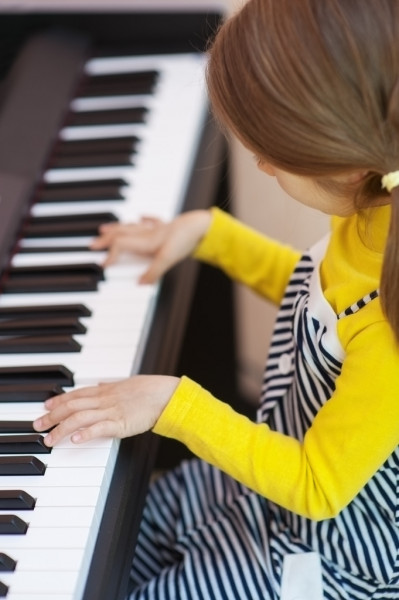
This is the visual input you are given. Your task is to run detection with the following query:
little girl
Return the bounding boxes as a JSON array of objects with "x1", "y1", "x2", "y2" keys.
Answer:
[{"x1": 34, "y1": 0, "x2": 399, "y2": 598}]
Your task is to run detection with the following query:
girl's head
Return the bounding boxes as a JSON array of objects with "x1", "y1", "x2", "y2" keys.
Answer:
[{"x1": 207, "y1": 0, "x2": 399, "y2": 341}]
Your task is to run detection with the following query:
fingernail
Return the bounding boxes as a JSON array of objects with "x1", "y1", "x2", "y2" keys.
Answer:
[
  {"x1": 33, "y1": 418, "x2": 41, "y2": 430},
  {"x1": 71, "y1": 432, "x2": 81, "y2": 443},
  {"x1": 44, "y1": 433, "x2": 53, "y2": 447},
  {"x1": 44, "y1": 398, "x2": 53, "y2": 409}
]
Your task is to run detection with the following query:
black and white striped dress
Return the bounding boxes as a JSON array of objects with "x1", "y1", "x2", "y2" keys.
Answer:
[{"x1": 128, "y1": 239, "x2": 399, "y2": 600}]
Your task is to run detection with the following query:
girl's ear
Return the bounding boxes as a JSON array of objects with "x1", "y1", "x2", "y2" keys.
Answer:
[
  {"x1": 345, "y1": 170, "x2": 369, "y2": 184},
  {"x1": 256, "y1": 159, "x2": 276, "y2": 176}
]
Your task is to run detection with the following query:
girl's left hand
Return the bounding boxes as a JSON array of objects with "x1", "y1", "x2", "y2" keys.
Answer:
[{"x1": 33, "y1": 375, "x2": 180, "y2": 447}]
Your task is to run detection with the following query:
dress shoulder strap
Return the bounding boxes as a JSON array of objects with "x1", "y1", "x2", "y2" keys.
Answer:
[{"x1": 337, "y1": 289, "x2": 379, "y2": 320}]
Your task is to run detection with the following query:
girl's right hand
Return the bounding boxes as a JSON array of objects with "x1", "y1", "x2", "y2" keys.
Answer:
[{"x1": 91, "y1": 209, "x2": 212, "y2": 283}]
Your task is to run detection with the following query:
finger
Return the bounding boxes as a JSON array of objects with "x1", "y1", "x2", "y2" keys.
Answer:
[
  {"x1": 103, "y1": 233, "x2": 164, "y2": 267},
  {"x1": 91, "y1": 223, "x2": 138, "y2": 249},
  {"x1": 139, "y1": 247, "x2": 179, "y2": 284},
  {"x1": 101, "y1": 236, "x2": 145, "y2": 266},
  {"x1": 33, "y1": 395, "x2": 101, "y2": 433},
  {"x1": 102, "y1": 240, "x2": 124, "y2": 267},
  {"x1": 33, "y1": 383, "x2": 106, "y2": 430},
  {"x1": 42, "y1": 407, "x2": 110, "y2": 447},
  {"x1": 43, "y1": 385, "x2": 101, "y2": 414},
  {"x1": 98, "y1": 222, "x2": 135, "y2": 235},
  {"x1": 139, "y1": 216, "x2": 162, "y2": 227},
  {"x1": 90, "y1": 229, "x2": 125, "y2": 250},
  {"x1": 69, "y1": 419, "x2": 120, "y2": 444}
]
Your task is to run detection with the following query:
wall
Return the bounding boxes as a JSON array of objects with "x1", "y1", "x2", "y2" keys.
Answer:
[{"x1": 230, "y1": 141, "x2": 329, "y2": 400}]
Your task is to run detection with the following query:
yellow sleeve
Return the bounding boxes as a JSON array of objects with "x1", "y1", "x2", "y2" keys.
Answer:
[
  {"x1": 193, "y1": 208, "x2": 301, "y2": 304},
  {"x1": 153, "y1": 301, "x2": 399, "y2": 520}
]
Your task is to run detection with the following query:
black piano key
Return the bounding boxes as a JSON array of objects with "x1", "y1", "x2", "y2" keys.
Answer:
[
  {"x1": 23, "y1": 212, "x2": 118, "y2": 237},
  {"x1": 53, "y1": 136, "x2": 139, "y2": 156},
  {"x1": 3, "y1": 263, "x2": 104, "y2": 293},
  {"x1": 8, "y1": 262, "x2": 104, "y2": 280},
  {"x1": 3, "y1": 274, "x2": 99, "y2": 294},
  {"x1": 50, "y1": 152, "x2": 134, "y2": 169},
  {"x1": 0, "y1": 335, "x2": 81, "y2": 354},
  {"x1": 18, "y1": 245, "x2": 92, "y2": 253},
  {"x1": 0, "y1": 552, "x2": 17, "y2": 571},
  {"x1": 37, "y1": 178, "x2": 127, "y2": 203},
  {"x1": 0, "y1": 365, "x2": 74, "y2": 386},
  {"x1": 0, "y1": 515, "x2": 28, "y2": 535},
  {"x1": 0, "y1": 303, "x2": 91, "y2": 318},
  {"x1": 79, "y1": 69, "x2": 158, "y2": 97},
  {"x1": 0, "y1": 434, "x2": 51, "y2": 454},
  {"x1": 0, "y1": 316, "x2": 86, "y2": 335},
  {"x1": 0, "y1": 580, "x2": 8, "y2": 596},
  {"x1": 0, "y1": 456, "x2": 46, "y2": 475},
  {"x1": 0, "y1": 422, "x2": 37, "y2": 434},
  {"x1": 27, "y1": 212, "x2": 118, "y2": 226},
  {"x1": 0, "y1": 491, "x2": 35, "y2": 511},
  {"x1": 67, "y1": 106, "x2": 148, "y2": 127},
  {"x1": 0, "y1": 383, "x2": 64, "y2": 402}
]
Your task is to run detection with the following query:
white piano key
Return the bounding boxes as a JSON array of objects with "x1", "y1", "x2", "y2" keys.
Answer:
[
  {"x1": 0, "y1": 506, "x2": 96, "y2": 528},
  {"x1": 34, "y1": 449, "x2": 113, "y2": 468},
  {"x1": 29, "y1": 199, "x2": 140, "y2": 222},
  {"x1": 18, "y1": 236, "x2": 95, "y2": 249},
  {"x1": 71, "y1": 94, "x2": 153, "y2": 111},
  {"x1": 84, "y1": 53, "x2": 164, "y2": 74},
  {"x1": 29, "y1": 200, "x2": 129, "y2": 218},
  {"x1": 85, "y1": 52, "x2": 206, "y2": 77},
  {"x1": 59, "y1": 124, "x2": 146, "y2": 143},
  {"x1": 11, "y1": 251, "x2": 107, "y2": 267},
  {"x1": 1, "y1": 569, "x2": 81, "y2": 594},
  {"x1": 0, "y1": 403, "x2": 45, "y2": 416},
  {"x1": 0, "y1": 526, "x2": 90, "y2": 549},
  {"x1": 0, "y1": 487, "x2": 102, "y2": 507},
  {"x1": 71, "y1": 330, "x2": 140, "y2": 347},
  {"x1": 0, "y1": 467, "x2": 110, "y2": 488},
  {"x1": 0, "y1": 547, "x2": 84, "y2": 571},
  {"x1": 0, "y1": 506, "x2": 95, "y2": 528},
  {"x1": 44, "y1": 436, "x2": 114, "y2": 451},
  {"x1": 7, "y1": 596, "x2": 72, "y2": 600}
]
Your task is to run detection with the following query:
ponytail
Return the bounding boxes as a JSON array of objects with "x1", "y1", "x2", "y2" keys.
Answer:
[{"x1": 380, "y1": 188, "x2": 399, "y2": 344}]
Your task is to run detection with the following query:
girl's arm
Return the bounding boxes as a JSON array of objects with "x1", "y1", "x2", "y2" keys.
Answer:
[
  {"x1": 194, "y1": 208, "x2": 301, "y2": 304},
  {"x1": 92, "y1": 208, "x2": 301, "y2": 304},
  {"x1": 153, "y1": 303, "x2": 399, "y2": 520}
]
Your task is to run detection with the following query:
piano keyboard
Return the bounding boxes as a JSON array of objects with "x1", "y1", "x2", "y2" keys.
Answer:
[{"x1": 0, "y1": 48, "x2": 209, "y2": 599}]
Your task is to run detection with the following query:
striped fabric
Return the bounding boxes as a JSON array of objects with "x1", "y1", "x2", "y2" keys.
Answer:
[{"x1": 128, "y1": 246, "x2": 398, "y2": 600}]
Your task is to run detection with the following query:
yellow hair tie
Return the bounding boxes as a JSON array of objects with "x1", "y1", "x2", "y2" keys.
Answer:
[{"x1": 381, "y1": 171, "x2": 399, "y2": 193}]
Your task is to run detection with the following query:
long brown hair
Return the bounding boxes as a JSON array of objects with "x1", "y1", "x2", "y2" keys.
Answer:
[{"x1": 207, "y1": 0, "x2": 399, "y2": 342}]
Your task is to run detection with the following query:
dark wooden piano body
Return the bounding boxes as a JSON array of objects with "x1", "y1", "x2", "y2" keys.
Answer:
[{"x1": 0, "y1": 4, "x2": 232, "y2": 599}]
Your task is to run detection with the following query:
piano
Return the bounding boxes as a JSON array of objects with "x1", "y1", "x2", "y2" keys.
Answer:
[{"x1": 0, "y1": 3, "x2": 227, "y2": 598}]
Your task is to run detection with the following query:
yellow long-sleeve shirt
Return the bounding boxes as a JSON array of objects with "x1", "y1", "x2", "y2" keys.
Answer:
[{"x1": 153, "y1": 206, "x2": 399, "y2": 520}]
